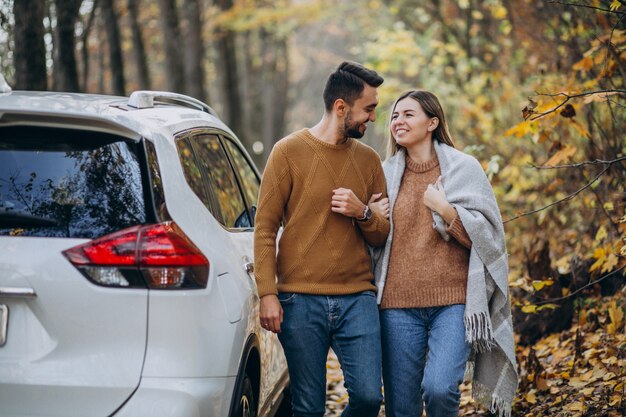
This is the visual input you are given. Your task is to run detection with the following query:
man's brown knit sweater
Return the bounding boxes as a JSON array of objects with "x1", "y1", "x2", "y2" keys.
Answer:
[
  {"x1": 380, "y1": 154, "x2": 472, "y2": 309},
  {"x1": 254, "y1": 129, "x2": 390, "y2": 298}
]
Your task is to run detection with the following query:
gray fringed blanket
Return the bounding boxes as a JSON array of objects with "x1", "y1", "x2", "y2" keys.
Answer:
[{"x1": 371, "y1": 142, "x2": 518, "y2": 417}]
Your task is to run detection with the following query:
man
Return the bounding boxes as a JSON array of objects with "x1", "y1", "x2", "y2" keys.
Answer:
[{"x1": 254, "y1": 61, "x2": 390, "y2": 417}]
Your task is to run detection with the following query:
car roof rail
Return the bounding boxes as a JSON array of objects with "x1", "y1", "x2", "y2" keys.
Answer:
[
  {"x1": 0, "y1": 74, "x2": 12, "y2": 93},
  {"x1": 128, "y1": 91, "x2": 217, "y2": 116}
]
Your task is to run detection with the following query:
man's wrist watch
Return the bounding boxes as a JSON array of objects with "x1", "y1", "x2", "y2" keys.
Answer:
[{"x1": 357, "y1": 205, "x2": 372, "y2": 222}]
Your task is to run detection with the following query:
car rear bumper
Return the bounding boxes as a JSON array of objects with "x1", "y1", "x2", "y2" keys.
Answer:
[{"x1": 112, "y1": 376, "x2": 237, "y2": 417}]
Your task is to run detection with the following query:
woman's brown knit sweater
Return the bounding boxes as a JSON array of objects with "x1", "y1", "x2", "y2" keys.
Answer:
[{"x1": 380, "y1": 154, "x2": 472, "y2": 309}]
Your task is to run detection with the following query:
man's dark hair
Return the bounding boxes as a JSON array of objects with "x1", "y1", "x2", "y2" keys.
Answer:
[{"x1": 323, "y1": 61, "x2": 384, "y2": 112}]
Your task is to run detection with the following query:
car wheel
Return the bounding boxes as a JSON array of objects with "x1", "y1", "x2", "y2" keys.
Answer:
[{"x1": 234, "y1": 374, "x2": 257, "y2": 417}]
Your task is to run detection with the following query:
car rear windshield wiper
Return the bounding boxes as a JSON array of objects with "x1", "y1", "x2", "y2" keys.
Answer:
[{"x1": 0, "y1": 211, "x2": 57, "y2": 228}]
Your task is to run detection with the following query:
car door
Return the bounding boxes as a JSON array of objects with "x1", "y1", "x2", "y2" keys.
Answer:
[
  {"x1": 187, "y1": 133, "x2": 257, "y2": 331},
  {"x1": 174, "y1": 132, "x2": 252, "y2": 327},
  {"x1": 176, "y1": 130, "x2": 287, "y2": 413},
  {"x1": 220, "y1": 135, "x2": 288, "y2": 408}
]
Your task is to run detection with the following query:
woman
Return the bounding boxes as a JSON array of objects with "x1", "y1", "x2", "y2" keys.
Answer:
[{"x1": 370, "y1": 90, "x2": 517, "y2": 417}]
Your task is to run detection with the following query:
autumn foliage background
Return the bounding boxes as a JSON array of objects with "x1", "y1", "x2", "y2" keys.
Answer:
[{"x1": 1, "y1": 0, "x2": 625, "y2": 415}]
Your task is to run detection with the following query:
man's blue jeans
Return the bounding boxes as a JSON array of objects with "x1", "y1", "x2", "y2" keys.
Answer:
[
  {"x1": 380, "y1": 304, "x2": 470, "y2": 417},
  {"x1": 277, "y1": 291, "x2": 383, "y2": 417}
]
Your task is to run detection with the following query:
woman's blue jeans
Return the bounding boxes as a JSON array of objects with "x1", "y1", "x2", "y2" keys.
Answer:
[
  {"x1": 277, "y1": 291, "x2": 383, "y2": 417},
  {"x1": 380, "y1": 304, "x2": 470, "y2": 417}
]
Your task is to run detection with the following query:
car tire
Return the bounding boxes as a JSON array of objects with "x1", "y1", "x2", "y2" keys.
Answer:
[
  {"x1": 234, "y1": 374, "x2": 257, "y2": 417},
  {"x1": 273, "y1": 385, "x2": 292, "y2": 417}
]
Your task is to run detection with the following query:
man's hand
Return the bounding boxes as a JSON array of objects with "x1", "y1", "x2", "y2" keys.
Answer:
[
  {"x1": 260, "y1": 294, "x2": 283, "y2": 333},
  {"x1": 368, "y1": 192, "x2": 389, "y2": 219},
  {"x1": 331, "y1": 188, "x2": 366, "y2": 218}
]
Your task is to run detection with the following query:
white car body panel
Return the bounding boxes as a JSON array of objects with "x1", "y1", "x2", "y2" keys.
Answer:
[
  {"x1": 114, "y1": 376, "x2": 237, "y2": 417},
  {"x1": 0, "y1": 238, "x2": 148, "y2": 417}
]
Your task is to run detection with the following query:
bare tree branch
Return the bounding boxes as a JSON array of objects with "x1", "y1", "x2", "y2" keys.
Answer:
[
  {"x1": 586, "y1": 173, "x2": 622, "y2": 234},
  {"x1": 528, "y1": 155, "x2": 626, "y2": 170},
  {"x1": 610, "y1": 12, "x2": 626, "y2": 47},
  {"x1": 503, "y1": 163, "x2": 612, "y2": 223},
  {"x1": 608, "y1": 98, "x2": 626, "y2": 108},
  {"x1": 606, "y1": 37, "x2": 626, "y2": 81},
  {"x1": 534, "y1": 264, "x2": 626, "y2": 305},
  {"x1": 548, "y1": 0, "x2": 626, "y2": 14},
  {"x1": 529, "y1": 89, "x2": 626, "y2": 120}
]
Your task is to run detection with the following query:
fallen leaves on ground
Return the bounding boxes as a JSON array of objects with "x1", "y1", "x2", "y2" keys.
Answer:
[
  {"x1": 325, "y1": 352, "x2": 346, "y2": 416},
  {"x1": 512, "y1": 292, "x2": 626, "y2": 417}
]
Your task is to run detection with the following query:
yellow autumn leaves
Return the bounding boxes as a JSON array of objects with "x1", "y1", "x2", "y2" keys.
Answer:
[
  {"x1": 606, "y1": 301, "x2": 624, "y2": 335},
  {"x1": 516, "y1": 292, "x2": 626, "y2": 416}
]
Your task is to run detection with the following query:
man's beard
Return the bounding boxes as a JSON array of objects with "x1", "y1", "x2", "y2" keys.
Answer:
[{"x1": 344, "y1": 111, "x2": 365, "y2": 139}]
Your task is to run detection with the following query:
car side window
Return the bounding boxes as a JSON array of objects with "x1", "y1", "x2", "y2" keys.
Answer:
[
  {"x1": 192, "y1": 134, "x2": 251, "y2": 228},
  {"x1": 175, "y1": 137, "x2": 217, "y2": 217},
  {"x1": 223, "y1": 138, "x2": 260, "y2": 224}
]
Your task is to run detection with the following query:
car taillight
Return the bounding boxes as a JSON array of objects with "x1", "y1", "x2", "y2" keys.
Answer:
[{"x1": 63, "y1": 222, "x2": 209, "y2": 289}]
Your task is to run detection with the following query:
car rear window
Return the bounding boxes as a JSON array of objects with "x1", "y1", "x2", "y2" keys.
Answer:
[{"x1": 0, "y1": 127, "x2": 147, "y2": 238}]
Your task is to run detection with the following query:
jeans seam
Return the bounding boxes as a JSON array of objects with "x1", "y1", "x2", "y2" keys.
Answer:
[{"x1": 332, "y1": 338, "x2": 347, "y2": 389}]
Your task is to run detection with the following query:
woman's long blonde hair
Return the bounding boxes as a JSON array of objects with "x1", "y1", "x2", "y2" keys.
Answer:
[{"x1": 386, "y1": 90, "x2": 455, "y2": 160}]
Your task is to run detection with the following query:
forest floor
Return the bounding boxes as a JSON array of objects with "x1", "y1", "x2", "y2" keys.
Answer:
[{"x1": 323, "y1": 289, "x2": 625, "y2": 417}]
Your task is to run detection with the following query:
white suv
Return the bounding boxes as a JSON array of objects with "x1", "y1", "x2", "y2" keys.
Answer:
[{"x1": 0, "y1": 79, "x2": 289, "y2": 417}]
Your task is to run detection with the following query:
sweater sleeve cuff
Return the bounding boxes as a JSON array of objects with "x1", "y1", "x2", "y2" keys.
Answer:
[
  {"x1": 256, "y1": 278, "x2": 278, "y2": 298},
  {"x1": 446, "y1": 214, "x2": 463, "y2": 235},
  {"x1": 446, "y1": 213, "x2": 472, "y2": 249},
  {"x1": 357, "y1": 211, "x2": 390, "y2": 247}
]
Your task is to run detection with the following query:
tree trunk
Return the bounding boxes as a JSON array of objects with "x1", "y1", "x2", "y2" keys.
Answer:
[
  {"x1": 54, "y1": 0, "x2": 82, "y2": 92},
  {"x1": 13, "y1": 0, "x2": 47, "y2": 90},
  {"x1": 100, "y1": 0, "x2": 125, "y2": 95},
  {"x1": 258, "y1": 31, "x2": 289, "y2": 166},
  {"x1": 157, "y1": 0, "x2": 185, "y2": 93},
  {"x1": 98, "y1": 26, "x2": 105, "y2": 93},
  {"x1": 241, "y1": 30, "x2": 262, "y2": 162},
  {"x1": 513, "y1": 238, "x2": 575, "y2": 346},
  {"x1": 269, "y1": 35, "x2": 289, "y2": 154},
  {"x1": 182, "y1": 0, "x2": 206, "y2": 101},
  {"x1": 48, "y1": 1, "x2": 57, "y2": 89},
  {"x1": 80, "y1": 0, "x2": 99, "y2": 91},
  {"x1": 215, "y1": 0, "x2": 243, "y2": 139},
  {"x1": 127, "y1": 0, "x2": 151, "y2": 89},
  {"x1": 260, "y1": 30, "x2": 274, "y2": 167},
  {"x1": 225, "y1": 0, "x2": 290, "y2": 166},
  {"x1": 241, "y1": 31, "x2": 255, "y2": 131}
]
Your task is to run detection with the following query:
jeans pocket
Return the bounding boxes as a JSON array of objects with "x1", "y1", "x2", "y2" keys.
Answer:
[
  {"x1": 278, "y1": 292, "x2": 298, "y2": 305},
  {"x1": 361, "y1": 290, "x2": 376, "y2": 298}
]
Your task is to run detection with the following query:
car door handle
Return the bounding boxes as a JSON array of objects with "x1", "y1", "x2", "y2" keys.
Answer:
[
  {"x1": 243, "y1": 262, "x2": 254, "y2": 274},
  {"x1": 0, "y1": 287, "x2": 37, "y2": 298}
]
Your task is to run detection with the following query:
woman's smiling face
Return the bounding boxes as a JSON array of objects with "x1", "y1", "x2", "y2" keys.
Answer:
[{"x1": 390, "y1": 97, "x2": 437, "y2": 149}]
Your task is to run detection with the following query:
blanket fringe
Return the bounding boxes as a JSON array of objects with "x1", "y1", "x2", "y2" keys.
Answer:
[
  {"x1": 464, "y1": 311, "x2": 496, "y2": 352},
  {"x1": 472, "y1": 381, "x2": 512, "y2": 417},
  {"x1": 464, "y1": 359, "x2": 474, "y2": 381}
]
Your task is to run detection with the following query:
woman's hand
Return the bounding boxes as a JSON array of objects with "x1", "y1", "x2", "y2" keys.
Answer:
[
  {"x1": 368, "y1": 193, "x2": 390, "y2": 219},
  {"x1": 424, "y1": 176, "x2": 456, "y2": 223}
]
